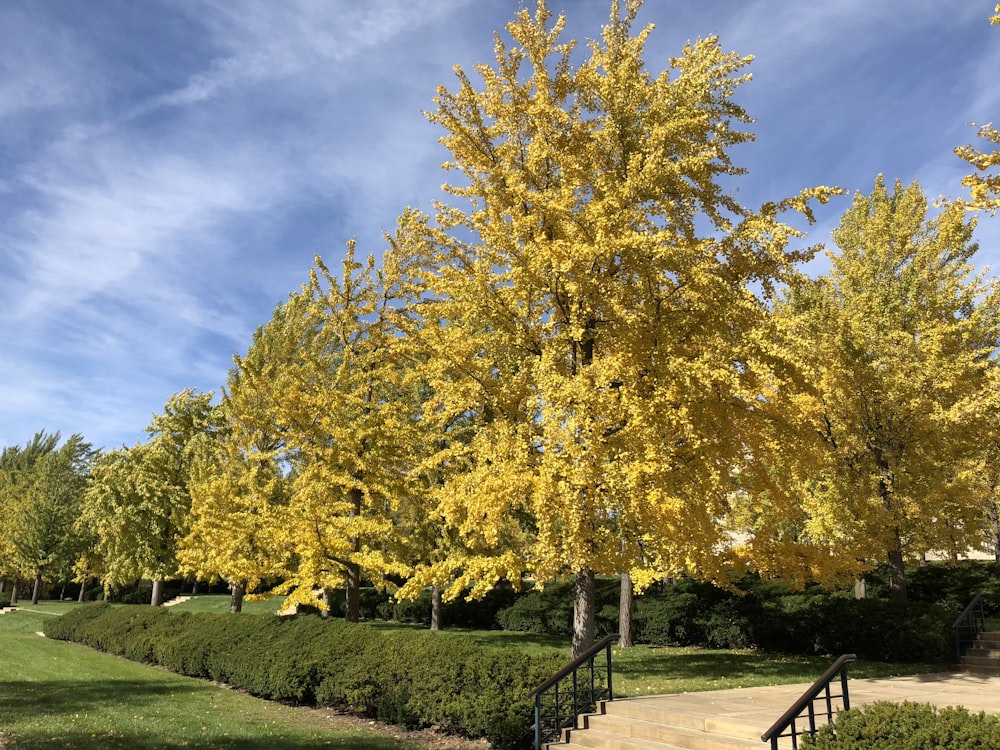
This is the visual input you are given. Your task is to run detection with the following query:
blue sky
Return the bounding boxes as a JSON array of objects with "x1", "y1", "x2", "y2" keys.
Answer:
[{"x1": 1, "y1": 0, "x2": 997, "y2": 452}]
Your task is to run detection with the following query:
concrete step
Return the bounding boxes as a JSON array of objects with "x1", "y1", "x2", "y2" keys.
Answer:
[
  {"x1": 963, "y1": 663, "x2": 1000, "y2": 677},
  {"x1": 599, "y1": 697, "x2": 803, "y2": 742},
  {"x1": 575, "y1": 714, "x2": 758, "y2": 750}
]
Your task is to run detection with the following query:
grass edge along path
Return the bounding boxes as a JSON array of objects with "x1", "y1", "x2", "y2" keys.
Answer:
[{"x1": 0, "y1": 605, "x2": 436, "y2": 750}]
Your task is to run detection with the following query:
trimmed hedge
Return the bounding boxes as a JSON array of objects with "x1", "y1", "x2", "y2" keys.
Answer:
[
  {"x1": 801, "y1": 701, "x2": 1000, "y2": 749},
  {"x1": 44, "y1": 603, "x2": 564, "y2": 750}
]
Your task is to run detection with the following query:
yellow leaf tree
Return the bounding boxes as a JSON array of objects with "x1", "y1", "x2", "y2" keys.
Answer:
[
  {"x1": 215, "y1": 247, "x2": 424, "y2": 621},
  {"x1": 955, "y1": 5, "x2": 999, "y2": 214},
  {"x1": 403, "y1": 0, "x2": 836, "y2": 655},
  {"x1": 769, "y1": 177, "x2": 1000, "y2": 598}
]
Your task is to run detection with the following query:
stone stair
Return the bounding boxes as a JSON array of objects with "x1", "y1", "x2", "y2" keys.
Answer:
[
  {"x1": 554, "y1": 691, "x2": 834, "y2": 750},
  {"x1": 961, "y1": 631, "x2": 1000, "y2": 676}
]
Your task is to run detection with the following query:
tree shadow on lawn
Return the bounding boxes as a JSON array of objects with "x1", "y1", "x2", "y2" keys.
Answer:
[
  {"x1": 0, "y1": 679, "x2": 406, "y2": 750},
  {"x1": 0, "y1": 728, "x2": 403, "y2": 750},
  {"x1": 0, "y1": 677, "x2": 195, "y2": 715}
]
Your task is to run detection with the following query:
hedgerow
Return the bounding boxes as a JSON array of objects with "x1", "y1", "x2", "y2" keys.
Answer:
[
  {"x1": 801, "y1": 701, "x2": 1000, "y2": 749},
  {"x1": 44, "y1": 603, "x2": 564, "y2": 750}
]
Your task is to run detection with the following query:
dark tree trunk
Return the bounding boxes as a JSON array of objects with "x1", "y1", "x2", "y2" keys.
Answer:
[
  {"x1": 59, "y1": 580, "x2": 67, "y2": 601},
  {"x1": 230, "y1": 580, "x2": 247, "y2": 614},
  {"x1": 10, "y1": 579, "x2": 19, "y2": 606},
  {"x1": 572, "y1": 568, "x2": 596, "y2": 659},
  {"x1": 618, "y1": 572, "x2": 634, "y2": 647},
  {"x1": 430, "y1": 585, "x2": 443, "y2": 631},
  {"x1": 345, "y1": 563, "x2": 361, "y2": 623},
  {"x1": 0, "y1": 579, "x2": 5, "y2": 594},
  {"x1": 78, "y1": 577, "x2": 88, "y2": 603},
  {"x1": 31, "y1": 572, "x2": 43, "y2": 605},
  {"x1": 344, "y1": 485, "x2": 364, "y2": 623},
  {"x1": 887, "y1": 543, "x2": 907, "y2": 600},
  {"x1": 192, "y1": 579, "x2": 199, "y2": 595},
  {"x1": 151, "y1": 579, "x2": 165, "y2": 606}
]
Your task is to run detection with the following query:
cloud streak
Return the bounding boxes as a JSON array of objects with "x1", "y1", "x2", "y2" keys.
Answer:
[{"x1": 0, "y1": 0, "x2": 996, "y2": 450}]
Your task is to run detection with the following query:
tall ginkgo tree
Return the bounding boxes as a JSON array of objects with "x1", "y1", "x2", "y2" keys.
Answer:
[
  {"x1": 213, "y1": 247, "x2": 425, "y2": 621},
  {"x1": 401, "y1": 0, "x2": 836, "y2": 656},
  {"x1": 769, "y1": 177, "x2": 1000, "y2": 598},
  {"x1": 955, "y1": 5, "x2": 999, "y2": 215}
]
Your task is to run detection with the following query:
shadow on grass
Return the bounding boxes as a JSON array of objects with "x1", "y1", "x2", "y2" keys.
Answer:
[
  {"x1": 0, "y1": 679, "x2": 408, "y2": 750},
  {"x1": 0, "y1": 728, "x2": 403, "y2": 750},
  {"x1": 0, "y1": 677, "x2": 211, "y2": 714}
]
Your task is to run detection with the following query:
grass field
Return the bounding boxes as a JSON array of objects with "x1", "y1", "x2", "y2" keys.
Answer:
[
  {"x1": 0, "y1": 598, "x2": 951, "y2": 748},
  {"x1": 0, "y1": 604, "x2": 423, "y2": 749}
]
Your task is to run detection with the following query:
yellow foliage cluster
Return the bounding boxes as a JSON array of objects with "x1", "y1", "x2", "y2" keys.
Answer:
[{"x1": 66, "y1": 1, "x2": 1000, "y2": 645}]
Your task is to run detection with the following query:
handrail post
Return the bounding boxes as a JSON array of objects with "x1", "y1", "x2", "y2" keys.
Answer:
[
  {"x1": 761, "y1": 654, "x2": 856, "y2": 748},
  {"x1": 528, "y1": 634, "x2": 619, "y2": 749},
  {"x1": 953, "y1": 593, "x2": 986, "y2": 662},
  {"x1": 605, "y1": 640, "x2": 613, "y2": 704}
]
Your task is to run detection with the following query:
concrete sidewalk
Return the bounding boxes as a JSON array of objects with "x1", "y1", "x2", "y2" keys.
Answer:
[{"x1": 604, "y1": 672, "x2": 1000, "y2": 745}]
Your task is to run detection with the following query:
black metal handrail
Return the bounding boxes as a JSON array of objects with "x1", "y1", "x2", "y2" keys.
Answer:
[
  {"x1": 761, "y1": 654, "x2": 856, "y2": 750},
  {"x1": 527, "y1": 634, "x2": 618, "y2": 750},
  {"x1": 953, "y1": 593, "x2": 986, "y2": 663}
]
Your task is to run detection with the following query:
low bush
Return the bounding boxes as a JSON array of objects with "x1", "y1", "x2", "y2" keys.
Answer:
[
  {"x1": 44, "y1": 603, "x2": 564, "y2": 750},
  {"x1": 802, "y1": 701, "x2": 1000, "y2": 749}
]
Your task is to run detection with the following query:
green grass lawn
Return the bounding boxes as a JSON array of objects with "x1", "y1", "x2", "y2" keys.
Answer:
[
  {"x1": 0, "y1": 606, "x2": 424, "y2": 749},
  {"x1": 166, "y1": 593, "x2": 284, "y2": 616}
]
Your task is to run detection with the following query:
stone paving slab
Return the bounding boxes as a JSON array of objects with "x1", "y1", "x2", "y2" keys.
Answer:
[{"x1": 607, "y1": 672, "x2": 1000, "y2": 742}]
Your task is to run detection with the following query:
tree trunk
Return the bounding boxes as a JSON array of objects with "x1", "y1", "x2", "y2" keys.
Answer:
[
  {"x1": 320, "y1": 587, "x2": 334, "y2": 618},
  {"x1": 887, "y1": 542, "x2": 907, "y2": 600},
  {"x1": 151, "y1": 579, "x2": 165, "y2": 606},
  {"x1": 192, "y1": 579, "x2": 199, "y2": 595},
  {"x1": 78, "y1": 577, "x2": 88, "y2": 603},
  {"x1": 31, "y1": 572, "x2": 43, "y2": 605},
  {"x1": 618, "y1": 572, "x2": 634, "y2": 647},
  {"x1": 989, "y1": 497, "x2": 1000, "y2": 570},
  {"x1": 0, "y1": 579, "x2": 5, "y2": 594},
  {"x1": 10, "y1": 579, "x2": 19, "y2": 606},
  {"x1": 345, "y1": 485, "x2": 364, "y2": 623},
  {"x1": 345, "y1": 562, "x2": 361, "y2": 622},
  {"x1": 230, "y1": 580, "x2": 247, "y2": 614},
  {"x1": 59, "y1": 581, "x2": 68, "y2": 600},
  {"x1": 854, "y1": 576, "x2": 867, "y2": 599},
  {"x1": 430, "y1": 585, "x2": 442, "y2": 631},
  {"x1": 572, "y1": 568, "x2": 596, "y2": 659}
]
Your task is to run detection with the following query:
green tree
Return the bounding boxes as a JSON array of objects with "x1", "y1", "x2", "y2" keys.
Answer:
[
  {"x1": 0, "y1": 432, "x2": 93, "y2": 604},
  {"x1": 81, "y1": 390, "x2": 220, "y2": 605}
]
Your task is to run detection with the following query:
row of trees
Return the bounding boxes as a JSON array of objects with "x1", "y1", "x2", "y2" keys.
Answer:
[{"x1": 2, "y1": 1, "x2": 998, "y2": 656}]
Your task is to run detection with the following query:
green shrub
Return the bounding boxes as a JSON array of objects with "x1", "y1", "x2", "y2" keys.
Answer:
[
  {"x1": 496, "y1": 578, "x2": 619, "y2": 636},
  {"x1": 802, "y1": 701, "x2": 1000, "y2": 749},
  {"x1": 43, "y1": 603, "x2": 565, "y2": 750}
]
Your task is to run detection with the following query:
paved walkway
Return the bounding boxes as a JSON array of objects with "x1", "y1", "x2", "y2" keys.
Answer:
[{"x1": 616, "y1": 671, "x2": 1000, "y2": 742}]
